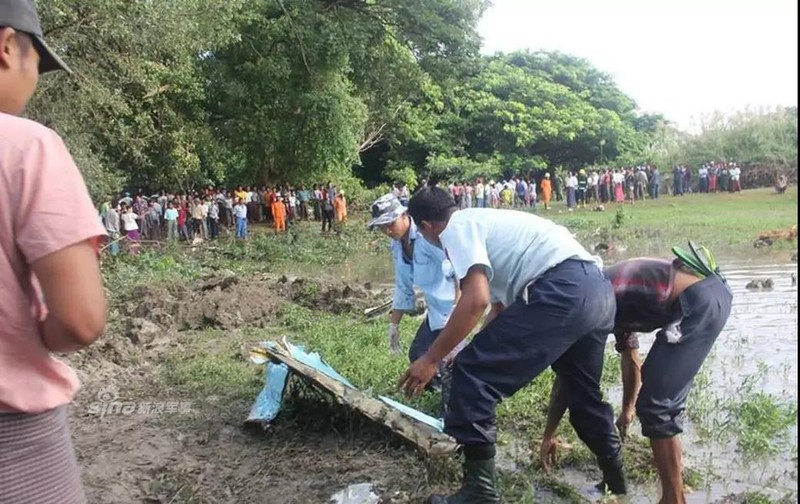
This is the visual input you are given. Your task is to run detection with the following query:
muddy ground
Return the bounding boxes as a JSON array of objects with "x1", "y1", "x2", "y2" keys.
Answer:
[
  {"x1": 64, "y1": 265, "x2": 795, "y2": 504},
  {"x1": 65, "y1": 273, "x2": 448, "y2": 504}
]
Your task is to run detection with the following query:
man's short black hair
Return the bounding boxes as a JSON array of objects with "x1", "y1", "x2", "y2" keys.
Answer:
[{"x1": 407, "y1": 186, "x2": 457, "y2": 224}]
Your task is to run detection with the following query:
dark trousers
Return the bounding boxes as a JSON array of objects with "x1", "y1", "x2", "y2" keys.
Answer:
[
  {"x1": 321, "y1": 209, "x2": 334, "y2": 231},
  {"x1": 445, "y1": 260, "x2": 620, "y2": 460},
  {"x1": 191, "y1": 218, "x2": 203, "y2": 237},
  {"x1": 207, "y1": 217, "x2": 219, "y2": 239},
  {"x1": 637, "y1": 276, "x2": 732, "y2": 438},
  {"x1": 409, "y1": 317, "x2": 439, "y2": 363},
  {"x1": 567, "y1": 187, "x2": 576, "y2": 208},
  {"x1": 673, "y1": 179, "x2": 683, "y2": 196},
  {"x1": 410, "y1": 318, "x2": 462, "y2": 418}
]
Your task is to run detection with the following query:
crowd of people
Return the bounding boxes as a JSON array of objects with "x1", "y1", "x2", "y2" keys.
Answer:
[
  {"x1": 674, "y1": 161, "x2": 742, "y2": 195},
  {"x1": 100, "y1": 162, "x2": 746, "y2": 254},
  {"x1": 434, "y1": 161, "x2": 744, "y2": 213},
  {"x1": 99, "y1": 183, "x2": 349, "y2": 254}
]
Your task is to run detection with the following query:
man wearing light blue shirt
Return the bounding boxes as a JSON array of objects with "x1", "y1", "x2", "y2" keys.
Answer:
[
  {"x1": 400, "y1": 187, "x2": 626, "y2": 503},
  {"x1": 699, "y1": 165, "x2": 709, "y2": 193},
  {"x1": 367, "y1": 193, "x2": 463, "y2": 414}
]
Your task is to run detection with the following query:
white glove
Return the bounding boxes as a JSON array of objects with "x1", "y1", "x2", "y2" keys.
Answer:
[{"x1": 388, "y1": 323, "x2": 401, "y2": 355}]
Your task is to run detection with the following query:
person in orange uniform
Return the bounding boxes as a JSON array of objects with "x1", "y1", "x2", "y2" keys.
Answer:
[
  {"x1": 540, "y1": 172, "x2": 552, "y2": 210},
  {"x1": 334, "y1": 191, "x2": 347, "y2": 225},
  {"x1": 271, "y1": 194, "x2": 286, "y2": 233}
]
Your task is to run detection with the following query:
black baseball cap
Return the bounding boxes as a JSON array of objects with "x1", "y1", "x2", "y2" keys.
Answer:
[{"x1": 0, "y1": 0, "x2": 71, "y2": 74}]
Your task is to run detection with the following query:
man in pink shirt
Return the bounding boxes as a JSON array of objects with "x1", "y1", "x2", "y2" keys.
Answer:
[{"x1": 1, "y1": 1, "x2": 107, "y2": 502}]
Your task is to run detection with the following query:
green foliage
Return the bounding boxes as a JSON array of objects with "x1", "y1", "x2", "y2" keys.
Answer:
[
  {"x1": 383, "y1": 164, "x2": 418, "y2": 189},
  {"x1": 426, "y1": 154, "x2": 503, "y2": 181},
  {"x1": 28, "y1": 0, "x2": 245, "y2": 197},
  {"x1": 613, "y1": 205, "x2": 627, "y2": 229},
  {"x1": 398, "y1": 51, "x2": 661, "y2": 182},
  {"x1": 725, "y1": 386, "x2": 797, "y2": 458},
  {"x1": 650, "y1": 108, "x2": 798, "y2": 186},
  {"x1": 26, "y1": 2, "x2": 794, "y2": 201}
]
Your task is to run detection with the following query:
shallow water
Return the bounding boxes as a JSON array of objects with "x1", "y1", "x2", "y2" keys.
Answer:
[
  {"x1": 556, "y1": 256, "x2": 798, "y2": 503},
  {"x1": 679, "y1": 257, "x2": 798, "y2": 502}
]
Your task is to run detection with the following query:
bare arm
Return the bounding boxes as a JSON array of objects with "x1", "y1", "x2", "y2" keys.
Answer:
[
  {"x1": 32, "y1": 240, "x2": 107, "y2": 352},
  {"x1": 543, "y1": 375, "x2": 568, "y2": 439},
  {"x1": 620, "y1": 348, "x2": 642, "y2": 413}
]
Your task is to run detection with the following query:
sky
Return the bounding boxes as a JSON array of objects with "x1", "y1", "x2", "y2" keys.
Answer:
[{"x1": 477, "y1": 0, "x2": 798, "y2": 132}]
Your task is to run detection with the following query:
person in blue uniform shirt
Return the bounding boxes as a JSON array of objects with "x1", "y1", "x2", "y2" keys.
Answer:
[
  {"x1": 367, "y1": 193, "x2": 464, "y2": 414},
  {"x1": 400, "y1": 186, "x2": 627, "y2": 503}
]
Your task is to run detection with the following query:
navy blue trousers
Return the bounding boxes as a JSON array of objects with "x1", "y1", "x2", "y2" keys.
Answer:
[
  {"x1": 445, "y1": 260, "x2": 621, "y2": 460},
  {"x1": 409, "y1": 318, "x2": 439, "y2": 363},
  {"x1": 637, "y1": 275, "x2": 732, "y2": 438}
]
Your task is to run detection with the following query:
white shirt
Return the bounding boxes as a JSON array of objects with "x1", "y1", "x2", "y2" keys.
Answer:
[
  {"x1": 121, "y1": 212, "x2": 138, "y2": 231},
  {"x1": 567, "y1": 176, "x2": 578, "y2": 188},
  {"x1": 439, "y1": 209, "x2": 595, "y2": 307},
  {"x1": 233, "y1": 204, "x2": 247, "y2": 219}
]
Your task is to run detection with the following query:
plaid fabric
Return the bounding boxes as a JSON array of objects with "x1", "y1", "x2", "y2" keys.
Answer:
[
  {"x1": 604, "y1": 258, "x2": 682, "y2": 351},
  {"x1": 0, "y1": 407, "x2": 86, "y2": 504}
]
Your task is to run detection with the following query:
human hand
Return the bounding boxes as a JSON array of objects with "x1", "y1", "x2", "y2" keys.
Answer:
[
  {"x1": 388, "y1": 323, "x2": 401, "y2": 355},
  {"x1": 615, "y1": 407, "x2": 635, "y2": 440},
  {"x1": 398, "y1": 355, "x2": 439, "y2": 397},
  {"x1": 539, "y1": 436, "x2": 571, "y2": 474}
]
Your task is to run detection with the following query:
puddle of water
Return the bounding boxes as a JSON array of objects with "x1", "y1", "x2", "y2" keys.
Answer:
[{"x1": 603, "y1": 257, "x2": 798, "y2": 502}]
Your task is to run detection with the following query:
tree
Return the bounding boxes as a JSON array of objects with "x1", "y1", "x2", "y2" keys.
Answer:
[{"x1": 27, "y1": 0, "x2": 244, "y2": 198}]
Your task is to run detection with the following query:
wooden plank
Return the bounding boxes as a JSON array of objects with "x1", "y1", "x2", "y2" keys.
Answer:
[{"x1": 255, "y1": 343, "x2": 457, "y2": 456}]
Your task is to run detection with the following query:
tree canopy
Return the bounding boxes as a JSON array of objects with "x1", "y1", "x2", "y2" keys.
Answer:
[{"x1": 24, "y1": 0, "x2": 796, "y2": 202}]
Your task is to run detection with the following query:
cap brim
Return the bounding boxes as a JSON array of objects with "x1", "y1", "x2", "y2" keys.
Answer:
[{"x1": 34, "y1": 35, "x2": 72, "y2": 74}]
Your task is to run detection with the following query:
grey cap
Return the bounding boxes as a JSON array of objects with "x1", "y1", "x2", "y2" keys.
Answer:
[
  {"x1": 366, "y1": 193, "x2": 407, "y2": 230},
  {"x1": 0, "y1": 0, "x2": 71, "y2": 74}
]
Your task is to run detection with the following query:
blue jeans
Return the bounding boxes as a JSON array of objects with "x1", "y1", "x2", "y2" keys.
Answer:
[
  {"x1": 236, "y1": 217, "x2": 248, "y2": 238},
  {"x1": 445, "y1": 260, "x2": 620, "y2": 461}
]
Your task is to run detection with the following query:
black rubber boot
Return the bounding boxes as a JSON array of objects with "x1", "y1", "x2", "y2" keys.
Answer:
[
  {"x1": 427, "y1": 458, "x2": 501, "y2": 503},
  {"x1": 595, "y1": 455, "x2": 628, "y2": 495}
]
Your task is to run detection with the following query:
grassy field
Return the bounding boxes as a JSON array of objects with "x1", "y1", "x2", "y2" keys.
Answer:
[
  {"x1": 98, "y1": 187, "x2": 798, "y2": 503},
  {"x1": 543, "y1": 187, "x2": 798, "y2": 256}
]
